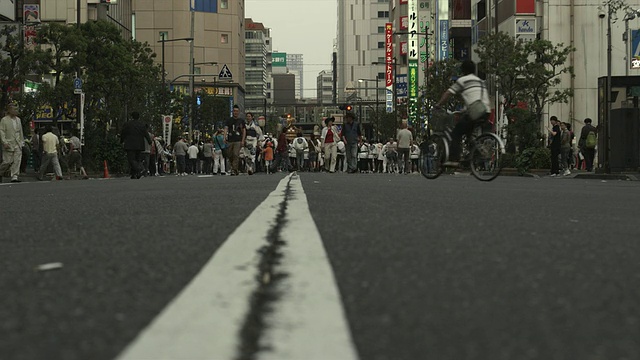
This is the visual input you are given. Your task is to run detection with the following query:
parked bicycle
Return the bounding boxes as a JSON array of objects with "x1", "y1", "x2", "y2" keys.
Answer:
[{"x1": 419, "y1": 109, "x2": 505, "y2": 181}]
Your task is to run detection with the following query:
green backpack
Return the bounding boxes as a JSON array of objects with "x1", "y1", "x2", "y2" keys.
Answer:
[{"x1": 585, "y1": 130, "x2": 597, "y2": 149}]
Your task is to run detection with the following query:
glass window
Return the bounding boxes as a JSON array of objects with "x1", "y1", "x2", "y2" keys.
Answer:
[
  {"x1": 221, "y1": 0, "x2": 228, "y2": 9},
  {"x1": 159, "y1": 31, "x2": 168, "y2": 41},
  {"x1": 221, "y1": 34, "x2": 229, "y2": 44},
  {"x1": 377, "y1": 42, "x2": 384, "y2": 49},
  {"x1": 378, "y1": 26, "x2": 385, "y2": 34}
]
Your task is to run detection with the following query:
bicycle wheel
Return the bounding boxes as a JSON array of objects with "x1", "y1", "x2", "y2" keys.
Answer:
[
  {"x1": 419, "y1": 134, "x2": 447, "y2": 180},
  {"x1": 470, "y1": 133, "x2": 504, "y2": 181}
]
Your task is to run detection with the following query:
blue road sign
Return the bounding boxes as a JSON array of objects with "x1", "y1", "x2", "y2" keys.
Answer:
[{"x1": 73, "y1": 78, "x2": 82, "y2": 90}]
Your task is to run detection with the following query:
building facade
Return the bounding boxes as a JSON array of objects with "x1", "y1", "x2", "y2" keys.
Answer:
[
  {"x1": 337, "y1": 0, "x2": 390, "y2": 104},
  {"x1": 133, "y1": 0, "x2": 246, "y2": 108},
  {"x1": 286, "y1": 53, "x2": 304, "y2": 99},
  {"x1": 317, "y1": 70, "x2": 333, "y2": 105},
  {"x1": 245, "y1": 18, "x2": 269, "y2": 114}
]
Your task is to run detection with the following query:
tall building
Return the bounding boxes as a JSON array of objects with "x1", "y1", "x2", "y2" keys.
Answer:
[
  {"x1": 317, "y1": 70, "x2": 333, "y2": 105},
  {"x1": 134, "y1": 0, "x2": 246, "y2": 108},
  {"x1": 245, "y1": 18, "x2": 269, "y2": 114},
  {"x1": 286, "y1": 53, "x2": 304, "y2": 99},
  {"x1": 337, "y1": 0, "x2": 390, "y2": 105}
]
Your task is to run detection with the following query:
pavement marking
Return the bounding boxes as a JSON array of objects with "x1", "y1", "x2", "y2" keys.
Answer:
[
  {"x1": 116, "y1": 177, "x2": 288, "y2": 360},
  {"x1": 260, "y1": 173, "x2": 359, "y2": 360},
  {"x1": 116, "y1": 173, "x2": 358, "y2": 360}
]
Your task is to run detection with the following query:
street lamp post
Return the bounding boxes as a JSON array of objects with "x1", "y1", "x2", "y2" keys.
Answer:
[
  {"x1": 359, "y1": 78, "x2": 380, "y2": 137},
  {"x1": 157, "y1": 36, "x2": 193, "y2": 113}
]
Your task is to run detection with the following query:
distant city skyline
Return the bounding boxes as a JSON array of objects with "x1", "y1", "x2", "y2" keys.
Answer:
[{"x1": 245, "y1": 0, "x2": 336, "y2": 98}]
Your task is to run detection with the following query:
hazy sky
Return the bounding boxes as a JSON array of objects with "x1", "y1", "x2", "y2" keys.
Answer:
[{"x1": 245, "y1": 0, "x2": 337, "y2": 98}]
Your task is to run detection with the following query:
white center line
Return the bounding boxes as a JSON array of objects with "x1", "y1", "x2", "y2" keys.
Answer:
[
  {"x1": 116, "y1": 174, "x2": 358, "y2": 360},
  {"x1": 259, "y1": 174, "x2": 359, "y2": 360}
]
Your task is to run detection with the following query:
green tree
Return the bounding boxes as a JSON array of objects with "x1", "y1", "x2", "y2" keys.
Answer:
[
  {"x1": 475, "y1": 32, "x2": 529, "y2": 107},
  {"x1": 521, "y1": 39, "x2": 575, "y2": 123},
  {"x1": 0, "y1": 24, "x2": 48, "y2": 112}
]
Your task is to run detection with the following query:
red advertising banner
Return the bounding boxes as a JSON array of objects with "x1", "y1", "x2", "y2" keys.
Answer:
[
  {"x1": 516, "y1": 0, "x2": 535, "y2": 14},
  {"x1": 385, "y1": 23, "x2": 393, "y2": 87},
  {"x1": 400, "y1": 0, "x2": 408, "y2": 3}
]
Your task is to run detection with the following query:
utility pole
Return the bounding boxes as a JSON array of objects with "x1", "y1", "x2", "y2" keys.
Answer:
[{"x1": 189, "y1": 8, "x2": 195, "y2": 141}]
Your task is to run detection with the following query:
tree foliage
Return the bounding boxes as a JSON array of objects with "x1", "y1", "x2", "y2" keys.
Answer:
[{"x1": 475, "y1": 32, "x2": 529, "y2": 107}]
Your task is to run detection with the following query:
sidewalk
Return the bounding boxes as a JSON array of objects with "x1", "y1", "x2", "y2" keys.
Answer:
[{"x1": 501, "y1": 168, "x2": 639, "y2": 181}]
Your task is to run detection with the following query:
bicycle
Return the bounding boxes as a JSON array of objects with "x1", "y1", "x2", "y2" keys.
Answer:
[{"x1": 419, "y1": 109, "x2": 506, "y2": 181}]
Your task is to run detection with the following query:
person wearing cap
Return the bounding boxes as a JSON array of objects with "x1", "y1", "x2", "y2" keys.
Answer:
[{"x1": 321, "y1": 117, "x2": 339, "y2": 173}]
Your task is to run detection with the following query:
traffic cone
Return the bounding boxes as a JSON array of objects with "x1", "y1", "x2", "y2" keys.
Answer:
[{"x1": 103, "y1": 160, "x2": 110, "y2": 178}]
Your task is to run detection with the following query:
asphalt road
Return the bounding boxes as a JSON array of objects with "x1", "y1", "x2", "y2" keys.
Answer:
[{"x1": 1, "y1": 173, "x2": 639, "y2": 360}]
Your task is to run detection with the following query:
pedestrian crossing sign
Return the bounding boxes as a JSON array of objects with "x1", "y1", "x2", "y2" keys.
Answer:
[{"x1": 218, "y1": 64, "x2": 233, "y2": 80}]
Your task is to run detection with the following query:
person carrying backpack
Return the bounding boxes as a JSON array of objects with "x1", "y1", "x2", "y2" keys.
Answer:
[
  {"x1": 292, "y1": 132, "x2": 308, "y2": 171},
  {"x1": 579, "y1": 118, "x2": 597, "y2": 172}
]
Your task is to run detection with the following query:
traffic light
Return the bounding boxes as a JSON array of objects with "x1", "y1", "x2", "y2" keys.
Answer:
[{"x1": 345, "y1": 104, "x2": 353, "y2": 112}]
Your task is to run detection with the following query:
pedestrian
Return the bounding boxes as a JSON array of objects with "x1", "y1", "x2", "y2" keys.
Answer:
[
  {"x1": 153, "y1": 136, "x2": 166, "y2": 176},
  {"x1": 187, "y1": 141, "x2": 199, "y2": 175},
  {"x1": 263, "y1": 140, "x2": 274, "y2": 174},
  {"x1": 341, "y1": 112, "x2": 362, "y2": 173},
  {"x1": 68, "y1": 130, "x2": 89, "y2": 179},
  {"x1": 321, "y1": 117, "x2": 339, "y2": 173},
  {"x1": 141, "y1": 124, "x2": 152, "y2": 176},
  {"x1": 410, "y1": 142, "x2": 420, "y2": 173},
  {"x1": 336, "y1": 139, "x2": 346, "y2": 172},
  {"x1": 224, "y1": 104, "x2": 246, "y2": 176},
  {"x1": 375, "y1": 139, "x2": 385, "y2": 173},
  {"x1": 308, "y1": 133, "x2": 319, "y2": 172},
  {"x1": 385, "y1": 138, "x2": 398, "y2": 173},
  {"x1": 579, "y1": 118, "x2": 597, "y2": 172},
  {"x1": 30, "y1": 129, "x2": 41, "y2": 173},
  {"x1": 173, "y1": 136, "x2": 189, "y2": 176},
  {"x1": 274, "y1": 132, "x2": 292, "y2": 172},
  {"x1": 560, "y1": 122, "x2": 571, "y2": 176},
  {"x1": 213, "y1": 130, "x2": 227, "y2": 175},
  {"x1": 203, "y1": 138, "x2": 214, "y2": 174},
  {"x1": 37, "y1": 125, "x2": 63, "y2": 181},
  {"x1": 397, "y1": 122, "x2": 413, "y2": 174},
  {"x1": 358, "y1": 139, "x2": 370, "y2": 173},
  {"x1": 546, "y1": 116, "x2": 562, "y2": 176},
  {"x1": 292, "y1": 131, "x2": 308, "y2": 171},
  {"x1": 243, "y1": 112, "x2": 263, "y2": 175},
  {"x1": 0, "y1": 104, "x2": 25, "y2": 183},
  {"x1": 120, "y1": 111, "x2": 151, "y2": 179}
]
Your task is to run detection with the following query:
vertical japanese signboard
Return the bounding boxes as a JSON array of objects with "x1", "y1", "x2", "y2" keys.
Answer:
[
  {"x1": 385, "y1": 23, "x2": 394, "y2": 113},
  {"x1": 408, "y1": 0, "x2": 418, "y2": 126}
]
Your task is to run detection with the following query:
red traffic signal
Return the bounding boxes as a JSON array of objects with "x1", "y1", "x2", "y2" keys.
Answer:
[{"x1": 345, "y1": 105, "x2": 353, "y2": 111}]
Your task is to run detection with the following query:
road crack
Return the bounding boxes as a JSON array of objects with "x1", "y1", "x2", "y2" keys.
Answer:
[{"x1": 235, "y1": 176, "x2": 293, "y2": 360}]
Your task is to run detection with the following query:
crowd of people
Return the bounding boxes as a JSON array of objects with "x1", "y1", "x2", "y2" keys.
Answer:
[
  {"x1": 123, "y1": 105, "x2": 424, "y2": 178},
  {"x1": 546, "y1": 116, "x2": 598, "y2": 177}
]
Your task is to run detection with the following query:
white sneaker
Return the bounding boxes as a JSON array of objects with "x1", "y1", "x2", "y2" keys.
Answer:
[{"x1": 563, "y1": 169, "x2": 571, "y2": 176}]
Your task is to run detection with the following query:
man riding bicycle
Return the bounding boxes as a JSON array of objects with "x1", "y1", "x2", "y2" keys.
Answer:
[{"x1": 434, "y1": 60, "x2": 491, "y2": 166}]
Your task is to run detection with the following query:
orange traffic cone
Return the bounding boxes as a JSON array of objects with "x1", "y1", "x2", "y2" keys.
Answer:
[{"x1": 103, "y1": 160, "x2": 110, "y2": 178}]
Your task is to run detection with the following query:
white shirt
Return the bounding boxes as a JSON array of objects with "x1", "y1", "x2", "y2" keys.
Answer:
[
  {"x1": 42, "y1": 132, "x2": 59, "y2": 154},
  {"x1": 187, "y1": 144, "x2": 199, "y2": 159},
  {"x1": 448, "y1": 74, "x2": 491, "y2": 112}
]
